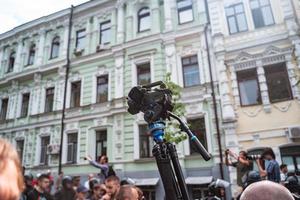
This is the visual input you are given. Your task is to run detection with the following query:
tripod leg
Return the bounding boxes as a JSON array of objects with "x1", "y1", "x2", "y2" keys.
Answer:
[
  {"x1": 153, "y1": 143, "x2": 182, "y2": 200},
  {"x1": 167, "y1": 143, "x2": 191, "y2": 200}
]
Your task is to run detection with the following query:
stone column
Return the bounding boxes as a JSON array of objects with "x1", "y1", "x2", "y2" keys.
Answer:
[
  {"x1": 216, "y1": 55, "x2": 235, "y2": 121},
  {"x1": 164, "y1": 39, "x2": 179, "y2": 84},
  {"x1": 125, "y1": 2, "x2": 134, "y2": 41},
  {"x1": 15, "y1": 40, "x2": 23, "y2": 72},
  {"x1": 163, "y1": 0, "x2": 173, "y2": 31},
  {"x1": 256, "y1": 60, "x2": 271, "y2": 112},
  {"x1": 36, "y1": 30, "x2": 46, "y2": 66},
  {"x1": 294, "y1": 40, "x2": 300, "y2": 69},
  {"x1": 114, "y1": 51, "x2": 124, "y2": 99},
  {"x1": 285, "y1": 54, "x2": 300, "y2": 100},
  {"x1": 86, "y1": 18, "x2": 93, "y2": 54},
  {"x1": 151, "y1": 0, "x2": 160, "y2": 33},
  {"x1": 0, "y1": 46, "x2": 4, "y2": 77},
  {"x1": 117, "y1": 4, "x2": 125, "y2": 43},
  {"x1": 62, "y1": 24, "x2": 69, "y2": 58},
  {"x1": 111, "y1": 8, "x2": 117, "y2": 45}
]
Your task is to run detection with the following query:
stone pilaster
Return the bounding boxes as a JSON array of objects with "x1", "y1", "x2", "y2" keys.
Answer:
[
  {"x1": 117, "y1": 4, "x2": 125, "y2": 43},
  {"x1": 125, "y1": 1, "x2": 134, "y2": 41},
  {"x1": 285, "y1": 54, "x2": 300, "y2": 100},
  {"x1": 164, "y1": 39, "x2": 178, "y2": 84},
  {"x1": 151, "y1": 0, "x2": 160, "y2": 33},
  {"x1": 111, "y1": 8, "x2": 117, "y2": 45},
  {"x1": 114, "y1": 51, "x2": 124, "y2": 99},
  {"x1": 36, "y1": 30, "x2": 46, "y2": 66},
  {"x1": 256, "y1": 60, "x2": 271, "y2": 112},
  {"x1": 14, "y1": 40, "x2": 23, "y2": 72},
  {"x1": 62, "y1": 24, "x2": 69, "y2": 58}
]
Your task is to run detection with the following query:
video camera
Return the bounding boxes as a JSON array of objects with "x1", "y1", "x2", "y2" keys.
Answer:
[{"x1": 127, "y1": 81, "x2": 173, "y2": 123}]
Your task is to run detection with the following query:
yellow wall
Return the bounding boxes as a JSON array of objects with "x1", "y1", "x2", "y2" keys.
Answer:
[{"x1": 240, "y1": 137, "x2": 289, "y2": 150}]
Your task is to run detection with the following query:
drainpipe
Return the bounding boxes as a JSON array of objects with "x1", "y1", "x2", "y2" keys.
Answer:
[
  {"x1": 203, "y1": 0, "x2": 225, "y2": 180},
  {"x1": 58, "y1": 5, "x2": 74, "y2": 174}
]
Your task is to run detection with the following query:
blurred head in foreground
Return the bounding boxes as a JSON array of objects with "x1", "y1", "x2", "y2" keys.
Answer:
[
  {"x1": 240, "y1": 180, "x2": 294, "y2": 200},
  {"x1": 0, "y1": 139, "x2": 24, "y2": 200}
]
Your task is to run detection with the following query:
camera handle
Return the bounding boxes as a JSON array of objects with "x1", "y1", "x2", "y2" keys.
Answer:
[{"x1": 167, "y1": 111, "x2": 211, "y2": 161}]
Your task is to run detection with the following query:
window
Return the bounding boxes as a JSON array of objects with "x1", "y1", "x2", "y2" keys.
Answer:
[
  {"x1": 0, "y1": 98, "x2": 8, "y2": 121},
  {"x1": 188, "y1": 118, "x2": 207, "y2": 155},
  {"x1": 138, "y1": 7, "x2": 151, "y2": 32},
  {"x1": 250, "y1": 0, "x2": 274, "y2": 28},
  {"x1": 280, "y1": 145, "x2": 300, "y2": 175},
  {"x1": 139, "y1": 124, "x2": 153, "y2": 158},
  {"x1": 137, "y1": 63, "x2": 151, "y2": 85},
  {"x1": 95, "y1": 130, "x2": 107, "y2": 159},
  {"x1": 191, "y1": 186, "x2": 209, "y2": 200},
  {"x1": 70, "y1": 81, "x2": 81, "y2": 108},
  {"x1": 20, "y1": 93, "x2": 30, "y2": 118},
  {"x1": 96, "y1": 75, "x2": 109, "y2": 103},
  {"x1": 140, "y1": 186, "x2": 156, "y2": 200},
  {"x1": 40, "y1": 136, "x2": 50, "y2": 165},
  {"x1": 76, "y1": 29, "x2": 86, "y2": 49},
  {"x1": 100, "y1": 21, "x2": 111, "y2": 45},
  {"x1": 16, "y1": 139, "x2": 24, "y2": 164},
  {"x1": 50, "y1": 36, "x2": 60, "y2": 59},
  {"x1": 264, "y1": 63, "x2": 292, "y2": 103},
  {"x1": 225, "y1": 3, "x2": 248, "y2": 34},
  {"x1": 45, "y1": 88, "x2": 54, "y2": 113},
  {"x1": 7, "y1": 51, "x2": 15, "y2": 73},
  {"x1": 237, "y1": 69, "x2": 261, "y2": 106},
  {"x1": 27, "y1": 44, "x2": 36, "y2": 66},
  {"x1": 182, "y1": 55, "x2": 200, "y2": 87},
  {"x1": 67, "y1": 133, "x2": 78, "y2": 163},
  {"x1": 177, "y1": 0, "x2": 193, "y2": 24}
]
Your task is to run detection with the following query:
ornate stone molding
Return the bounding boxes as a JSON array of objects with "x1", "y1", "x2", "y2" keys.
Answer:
[
  {"x1": 242, "y1": 107, "x2": 263, "y2": 117},
  {"x1": 273, "y1": 101, "x2": 292, "y2": 112}
]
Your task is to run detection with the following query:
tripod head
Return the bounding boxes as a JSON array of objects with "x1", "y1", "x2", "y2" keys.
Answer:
[{"x1": 127, "y1": 82, "x2": 211, "y2": 161}]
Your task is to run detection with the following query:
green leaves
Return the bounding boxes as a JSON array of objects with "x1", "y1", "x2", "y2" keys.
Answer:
[{"x1": 164, "y1": 73, "x2": 187, "y2": 144}]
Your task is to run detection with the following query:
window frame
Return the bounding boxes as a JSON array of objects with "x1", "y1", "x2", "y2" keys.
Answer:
[
  {"x1": 139, "y1": 124, "x2": 153, "y2": 158},
  {"x1": 75, "y1": 29, "x2": 86, "y2": 49},
  {"x1": 225, "y1": 3, "x2": 248, "y2": 34},
  {"x1": 187, "y1": 117, "x2": 207, "y2": 155},
  {"x1": 20, "y1": 93, "x2": 30, "y2": 118},
  {"x1": 236, "y1": 68, "x2": 262, "y2": 106},
  {"x1": 7, "y1": 51, "x2": 16, "y2": 73},
  {"x1": 264, "y1": 63, "x2": 293, "y2": 103},
  {"x1": 16, "y1": 139, "x2": 25, "y2": 164},
  {"x1": 99, "y1": 21, "x2": 111, "y2": 45},
  {"x1": 27, "y1": 44, "x2": 36, "y2": 66},
  {"x1": 182, "y1": 55, "x2": 200, "y2": 88},
  {"x1": 138, "y1": 7, "x2": 151, "y2": 32},
  {"x1": 50, "y1": 36, "x2": 60, "y2": 59},
  {"x1": 96, "y1": 75, "x2": 109, "y2": 103},
  {"x1": 95, "y1": 130, "x2": 107, "y2": 159},
  {"x1": 177, "y1": 0, "x2": 194, "y2": 24},
  {"x1": 66, "y1": 132, "x2": 78, "y2": 164},
  {"x1": 250, "y1": 0, "x2": 275, "y2": 28},
  {"x1": 137, "y1": 63, "x2": 151, "y2": 85},
  {"x1": 45, "y1": 87, "x2": 55, "y2": 113},
  {"x1": 70, "y1": 81, "x2": 81, "y2": 108},
  {"x1": 40, "y1": 136, "x2": 50, "y2": 165},
  {"x1": 0, "y1": 98, "x2": 9, "y2": 121}
]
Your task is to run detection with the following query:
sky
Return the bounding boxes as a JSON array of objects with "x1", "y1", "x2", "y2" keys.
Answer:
[{"x1": 0, "y1": 0, "x2": 88, "y2": 34}]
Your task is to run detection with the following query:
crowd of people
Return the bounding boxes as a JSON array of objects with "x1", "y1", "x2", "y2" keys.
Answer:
[{"x1": 225, "y1": 147, "x2": 300, "y2": 199}]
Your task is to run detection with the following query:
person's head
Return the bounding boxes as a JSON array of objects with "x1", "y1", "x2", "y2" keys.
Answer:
[
  {"x1": 0, "y1": 139, "x2": 24, "y2": 200},
  {"x1": 24, "y1": 175, "x2": 33, "y2": 187},
  {"x1": 72, "y1": 176, "x2": 81, "y2": 187},
  {"x1": 105, "y1": 176, "x2": 120, "y2": 197},
  {"x1": 59, "y1": 171, "x2": 64, "y2": 177},
  {"x1": 62, "y1": 176, "x2": 73, "y2": 190},
  {"x1": 76, "y1": 185, "x2": 89, "y2": 200},
  {"x1": 116, "y1": 185, "x2": 143, "y2": 200},
  {"x1": 239, "y1": 151, "x2": 248, "y2": 160},
  {"x1": 101, "y1": 193, "x2": 111, "y2": 200},
  {"x1": 280, "y1": 164, "x2": 288, "y2": 173},
  {"x1": 240, "y1": 180, "x2": 294, "y2": 200},
  {"x1": 37, "y1": 174, "x2": 50, "y2": 192},
  {"x1": 97, "y1": 155, "x2": 108, "y2": 164},
  {"x1": 261, "y1": 148, "x2": 275, "y2": 160},
  {"x1": 92, "y1": 184, "x2": 107, "y2": 198},
  {"x1": 88, "y1": 173, "x2": 94, "y2": 180}
]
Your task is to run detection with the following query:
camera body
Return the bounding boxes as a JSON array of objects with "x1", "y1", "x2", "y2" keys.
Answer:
[
  {"x1": 127, "y1": 82, "x2": 173, "y2": 123},
  {"x1": 246, "y1": 155, "x2": 262, "y2": 160}
]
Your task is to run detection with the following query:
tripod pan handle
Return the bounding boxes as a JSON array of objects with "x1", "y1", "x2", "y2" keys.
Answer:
[{"x1": 190, "y1": 134, "x2": 211, "y2": 161}]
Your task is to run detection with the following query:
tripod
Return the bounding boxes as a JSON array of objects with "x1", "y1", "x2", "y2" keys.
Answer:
[{"x1": 148, "y1": 112, "x2": 211, "y2": 200}]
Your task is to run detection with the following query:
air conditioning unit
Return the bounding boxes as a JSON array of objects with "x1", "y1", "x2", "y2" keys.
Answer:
[
  {"x1": 288, "y1": 126, "x2": 300, "y2": 139},
  {"x1": 96, "y1": 44, "x2": 109, "y2": 52},
  {"x1": 47, "y1": 144, "x2": 60, "y2": 155},
  {"x1": 73, "y1": 48, "x2": 83, "y2": 56}
]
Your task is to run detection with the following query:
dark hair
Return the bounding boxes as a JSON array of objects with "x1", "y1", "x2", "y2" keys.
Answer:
[
  {"x1": 116, "y1": 185, "x2": 144, "y2": 200},
  {"x1": 97, "y1": 155, "x2": 108, "y2": 163},
  {"x1": 280, "y1": 164, "x2": 287, "y2": 170},
  {"x1": 262, "y1": 147, "x2": 276, "y2": 159},
  {"x1": 105, "y1": 175, "x2": 120, "y2": 184},
  {"x1": 38, "y1": 174, "x2": 50, "y2": 181},
  {"x1": 239, "y1": 151, "x2": 248, "y2": 157}
]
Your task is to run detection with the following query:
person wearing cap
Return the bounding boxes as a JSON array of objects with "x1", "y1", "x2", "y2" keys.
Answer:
[
  {"x1": 76, "y1": 185, "x2": 89, "y2": 200},
  {"x1": 54, "y1": 176, "x2": 76, "y2": 200}
]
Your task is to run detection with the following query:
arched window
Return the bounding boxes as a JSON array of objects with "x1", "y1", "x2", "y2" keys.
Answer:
[
  {"x1": 7, "y1": 51, "x2": 16, "y2": 73},
  {"x1": 27, "y1": 44, "x2": 36, "y2": 66},
  {"x1": 138, "y1": 7, "x2": 150, "y2": 32},
  {"x1": 50, "y1": 36, "x2": 60, "y2": 59}
]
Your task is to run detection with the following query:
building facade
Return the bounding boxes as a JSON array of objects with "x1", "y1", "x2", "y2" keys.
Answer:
[
  {"x1": 0, "y1": 0, "x2": 226, "y2": 199},
  {"x1": 1, "y1": 0, "x2": 300, "y2": 199},
  {"x1": 209, "y1": 0, "x2": 300, "y2": 196}
]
